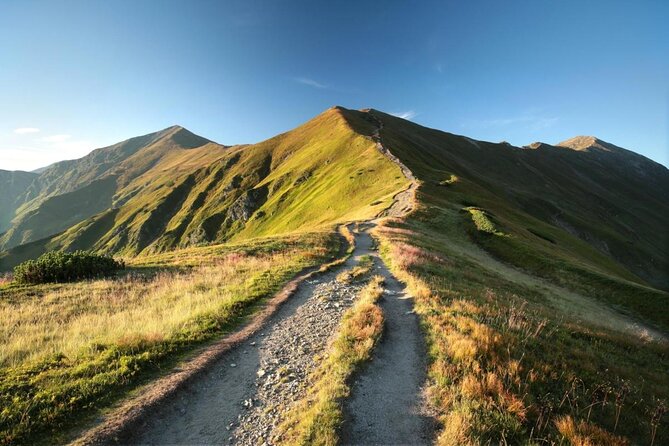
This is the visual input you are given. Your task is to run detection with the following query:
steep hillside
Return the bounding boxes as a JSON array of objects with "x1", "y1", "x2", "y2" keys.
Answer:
[
  {"x1": 0, "y1": 170, "x2": 36, "y2": 233},
  {"x1": 340, "y1": 109, "x2": 668, "y2": 291},
  {"x1": 0, "y1": 126, "x2": 219, "y2": 250},
  {"x1": 0, "y1": 108, "x2": 408, "y2": 268}
]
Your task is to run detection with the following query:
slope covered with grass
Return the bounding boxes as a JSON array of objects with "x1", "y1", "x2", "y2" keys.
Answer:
[
  {"x1": 0, "y1": 170, "x2": 37, "y2": 233},
  {"x1": 340, "y1": 109, "x2": 668, "y2": 316},
  {"x1": 343, "y1": 109, "x2": 669, "y2": 291},
  {"x1": 0, "y1": 231, "x2": 340, "y2": 445},
  {"x1": 0, "y1": 126, "x2": 221, "y2": 250},
  {"x1": 375, "y1": 191, "x2": 668, "y2": 445},
  {"x1": 0, "y1": 108, "x2": 407, "y2": 268}
]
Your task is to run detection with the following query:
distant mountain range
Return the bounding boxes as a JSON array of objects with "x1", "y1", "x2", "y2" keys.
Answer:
[{"x1": 1, "y1": 107, "x2": 667, "y2": 290}]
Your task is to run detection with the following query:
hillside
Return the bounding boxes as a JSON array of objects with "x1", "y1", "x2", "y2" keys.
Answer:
[
  {"x1": 0, "y1": 126, "x2": 218, "y2": 251},
  {"x1": 2, "y1": 107, "x2": 667, "y2": 294},
  {"x1": 0, "y1": 170, "x2": 37, "y2": 233},
  {"x1": 340, "y1": 109, "x2": 669, "y2": 291},
  {"x1": 0, "y1": 108, "x2": 408, "y2": 268}
]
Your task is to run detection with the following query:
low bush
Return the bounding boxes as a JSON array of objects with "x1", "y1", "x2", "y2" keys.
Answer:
[{"x1": 13, "y1": 251, "x2": 125, "y2": 284}]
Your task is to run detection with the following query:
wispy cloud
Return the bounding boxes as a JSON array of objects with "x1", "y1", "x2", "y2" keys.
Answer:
[
  {"x1": 391, "y1": 110, "x2": 417, "y2": 120},
  {"x1": 14, "y1": 127, "x2": 40, "y2": 134},
  {"x1": 40, "y1": 134, "x2": 71, "y2": 143},
  {"x1": 294, "y1": 77, "x2": 328, "y2": 89}
]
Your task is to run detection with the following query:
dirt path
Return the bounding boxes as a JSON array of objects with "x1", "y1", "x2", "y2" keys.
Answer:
[
  {"x1": 369, "y1": 111, "x2": 418, "y2": 219},
  {"x1": 112, "y1": 228, "x2": 371, "y2": 445},
  {"x1": 341, "y1": 226, "x2": 435, "y2": 445},
  {"x1": 75, "y1": 111, "x2": 432, "y2": 446}
]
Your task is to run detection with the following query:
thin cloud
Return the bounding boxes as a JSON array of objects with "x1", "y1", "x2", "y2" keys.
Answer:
[
  {"x1": 40, "y1": 134, "x2": 71, "y2": 143},
  {"x1": 391, "y1": 110, "x2": 417, "y2": 120},
  {"x1": 14, "y1": 127, "x2": 40, "y2": 134},
  {"x1": 294, "y1": 77, "x2": 328, "y2": 89}
]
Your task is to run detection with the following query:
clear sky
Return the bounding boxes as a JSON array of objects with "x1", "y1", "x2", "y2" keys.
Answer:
[{"x1": 1, "y1": 0, "x2": 667, "y2": 171}]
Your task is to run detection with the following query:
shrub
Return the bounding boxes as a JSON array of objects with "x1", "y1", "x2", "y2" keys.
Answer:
[{"x1": 13, "y1": 250, "x2": 125, "y2": 284}]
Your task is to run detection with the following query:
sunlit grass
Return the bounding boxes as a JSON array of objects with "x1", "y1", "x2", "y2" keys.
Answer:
[
  {"x1": 0, "y1": 231, "x2": 338, "y2": 445},
  {"x1": 375, "y1": 210, "x2": 669, "y2": 445}
]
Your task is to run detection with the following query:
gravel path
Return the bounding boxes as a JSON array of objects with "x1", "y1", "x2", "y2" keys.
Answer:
[
  {"x1": 342, "y1": 228, "x2": 436, "y2": 445},
  {"x1": 123, "y1": 227, "x2": 377, "y2": 445}
]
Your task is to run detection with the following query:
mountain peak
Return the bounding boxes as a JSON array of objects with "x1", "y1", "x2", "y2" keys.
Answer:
[
  {"x1": 158, "y1": 125, "x2": 212, "y2": 149},
  {"x1": 556, "y1": 135, "x2": 606, "y2": 151}
]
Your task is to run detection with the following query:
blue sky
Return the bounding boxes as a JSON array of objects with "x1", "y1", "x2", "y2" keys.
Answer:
[{"x1": 1, "y1": 0, "x2": 667, "y2": 171}]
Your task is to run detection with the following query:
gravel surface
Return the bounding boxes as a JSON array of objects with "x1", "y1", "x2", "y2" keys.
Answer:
[
  {"x1": 342, "y1": 243, "x2": 436, "y2": 445},
  {"x1": 232, "y1": 278, "x2": 363, "y2": 445},
  {"x1": 124, "y1": 227, "x2": 376, "y2": 445}
]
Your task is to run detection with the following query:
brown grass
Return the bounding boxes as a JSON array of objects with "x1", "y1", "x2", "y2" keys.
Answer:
[{"x1": 274, "y1": 276, "x2": 385, "y2": 445}]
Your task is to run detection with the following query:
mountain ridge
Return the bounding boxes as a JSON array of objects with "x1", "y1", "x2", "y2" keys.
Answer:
[{"x1": 1, "y1": 106, "x2": 667, "y2": 291}]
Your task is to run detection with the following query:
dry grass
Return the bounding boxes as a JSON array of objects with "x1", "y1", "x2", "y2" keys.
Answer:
[
  {"x1": 0, "y1": 231, "x2": 338, "y2": 445},
  {"x1": 275, "y1": 276, "x2": 385, "y2": 445},
  {"x1": 336, "y1": 254, "x2": 373, "y2": 283},
  {"x1": 0, "y1": 250, "x2": 305, "y2": 368},
  {"x1": 555, "y1": 415, "x2": 629, "y2": 446},
  {"x1": 374, "y1": 217, "x2": 669, "y2": 445}
]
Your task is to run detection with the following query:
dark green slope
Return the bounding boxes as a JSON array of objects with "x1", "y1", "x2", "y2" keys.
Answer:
[
  {"x1": 0, "y1": 126, "x2": 217, "y2": 250},
  {"x1": 342, "y1": 109, "x2": 668, "y2": 291},
  {"x1": 0, "y1": 170, "x2": 37, "y2": 233}
]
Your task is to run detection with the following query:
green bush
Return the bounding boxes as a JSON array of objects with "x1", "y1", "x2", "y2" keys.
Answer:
[{"x1": 13, "y1": 251, "x2": 125, "y2": 284}]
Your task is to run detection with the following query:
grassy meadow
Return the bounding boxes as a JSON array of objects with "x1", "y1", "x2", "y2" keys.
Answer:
[
  {"x1": 0, "y1": 230, "x2": 340, "y2": 445},
  {"x1": 375, "y1": 186, "x2": 669, "y2": 445}
]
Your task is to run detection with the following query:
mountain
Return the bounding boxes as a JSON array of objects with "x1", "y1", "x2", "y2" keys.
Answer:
[
  {"x1": 0, "y1": 108, "x2": 408, "y2": 267},
  {"x1": 1, "y1": 107, "x2": 667, "y2": 292},
  {"x1": 0, "y1": 170, "x2": 37, "y2": 233},
  {"x1": 0, "y1": 126, "x2": 219, "y2": 250}
]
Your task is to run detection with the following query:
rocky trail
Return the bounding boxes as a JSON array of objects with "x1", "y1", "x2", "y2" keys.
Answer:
[
  {"x1": 73, "y1": 111, "x2": 432, "y2": 446},
  {"x1": 82, "y1": 223, "x2": 433, "y2": 446}
]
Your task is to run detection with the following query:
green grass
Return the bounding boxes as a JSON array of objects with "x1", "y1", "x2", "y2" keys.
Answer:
[
  {"x1": 0, "y1": 231, "x2": 340, "y2": 446},
  {"x1": 376, "y1": 193, "x2": 669, "y2": 445},
  {"x1": 0, "y1": 108, "x2": 408, "y2": 269},
  {"x1": 439, "y1": 174, "x2": 459, "y2": 186},
  {"x1": 463, "y1": 207, "x2": 505, "y2": 236},
  {"x1": 276, "y1": 275, "x2": 385, "y2": 445}
]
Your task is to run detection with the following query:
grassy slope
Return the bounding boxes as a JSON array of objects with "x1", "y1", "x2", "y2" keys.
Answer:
[
  {"x1": 0, "y1": 127, "x2": 220, "y2": 251},
  {"x1": 0, "y1": 108, "x2": 407, "y2": 268},
  {"x1": 0, "y1": 231, "x2": 340, "y2": 446},
  {"x1": 349, "y1": 110, "x2": 669, "y2": 291},
  {"x1": 375, "y1": 191, "x2": 668, "y2": 445},
  {"x1": 348, "y1": 109, "x2": 668, "y2": 329},
  {"x1": 0, "y1": 170, "x2": 37, "y2": 233}
]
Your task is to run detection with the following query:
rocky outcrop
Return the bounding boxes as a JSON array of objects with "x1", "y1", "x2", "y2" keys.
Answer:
[{"x1": 227, "y1": 185, "x2": 269, "y2": 223}]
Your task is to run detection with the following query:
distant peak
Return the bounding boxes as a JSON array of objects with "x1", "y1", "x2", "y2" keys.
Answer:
[
  {"x1": 155, "y1": 125, "x2": 211, "y2": 149},
  {"x1": 524, "y1": 142, "x2": 548, "y2": 150},
  {"x1": 557, "y1": 136, "x2": 604, "y2": 151}
]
